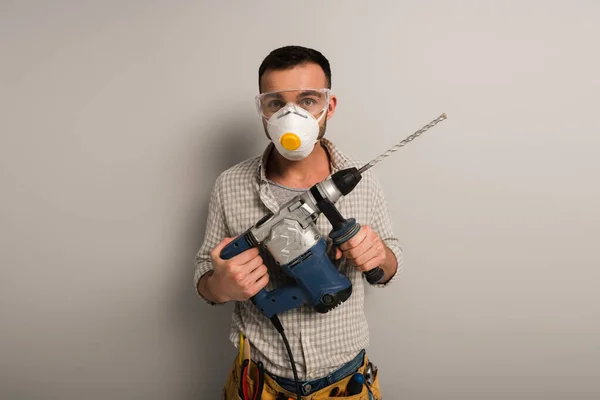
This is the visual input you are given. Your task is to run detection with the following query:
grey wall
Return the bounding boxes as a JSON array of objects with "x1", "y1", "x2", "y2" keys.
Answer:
[{"x1": 1, "y1": 1, "x2": 599, "y2": 399}]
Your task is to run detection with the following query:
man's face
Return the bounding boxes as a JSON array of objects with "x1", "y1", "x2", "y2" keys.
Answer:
[{"x1": 259, "y1": 63, "x2": 337, "y2": 140}]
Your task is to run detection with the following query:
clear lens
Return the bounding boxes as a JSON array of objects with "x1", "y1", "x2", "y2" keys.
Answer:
[{"x1": 256, "y1": 88, "x2": 330, "y2": 119}]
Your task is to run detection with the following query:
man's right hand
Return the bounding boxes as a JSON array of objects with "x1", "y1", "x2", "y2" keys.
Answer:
[{"x1": 206, "y1": 237, "x2": 270, "y2": 303}]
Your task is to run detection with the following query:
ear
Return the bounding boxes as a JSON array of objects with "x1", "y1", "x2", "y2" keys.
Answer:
[{"x1": 326, "y1": 94, "x2": 338, "y2": 120}]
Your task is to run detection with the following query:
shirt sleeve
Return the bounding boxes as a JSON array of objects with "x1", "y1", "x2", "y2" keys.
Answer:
[
  {"x1": 193, "y1": 174, "x2": 230, "y2": 305},
  {"x1": 368, "y1": 175, "x2": 403, "y2": 288}
]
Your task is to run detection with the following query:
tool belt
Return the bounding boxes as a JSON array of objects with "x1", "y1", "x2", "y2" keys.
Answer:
[{"x1": 222, "y1": 337, "x2": 382, "y2": 400}]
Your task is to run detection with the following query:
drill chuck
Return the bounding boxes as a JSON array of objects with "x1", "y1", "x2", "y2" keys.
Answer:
[{"x1": 331, "y1": 167, "x2": 362, "y2": 195}]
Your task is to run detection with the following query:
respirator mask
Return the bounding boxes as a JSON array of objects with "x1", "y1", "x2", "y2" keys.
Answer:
[{"x1": 256, "y1": 88, "x2": 330, "y2": 161}]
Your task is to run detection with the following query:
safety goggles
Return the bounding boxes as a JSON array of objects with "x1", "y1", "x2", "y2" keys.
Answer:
[{"x1": 255, "y1": 88, "x2": 331, "y2": 120}]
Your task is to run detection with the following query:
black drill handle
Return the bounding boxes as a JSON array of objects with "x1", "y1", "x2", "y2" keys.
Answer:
[
  {"x1": 364, "y1": 267, "x2": 385, "y2": 284},
  {"x1": 328, "y1": 217, "x2": 385, "y2": 285}
]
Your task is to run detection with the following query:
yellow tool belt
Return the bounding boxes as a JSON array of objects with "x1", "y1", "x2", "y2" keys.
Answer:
[{"x1": 222, "y1": 337, "x2": 382, "y2": 399}]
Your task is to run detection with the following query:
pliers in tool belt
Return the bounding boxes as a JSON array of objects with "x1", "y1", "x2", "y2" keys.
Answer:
[{"x1": 239, "y1": 360, "x2": 265, "y2": 400}]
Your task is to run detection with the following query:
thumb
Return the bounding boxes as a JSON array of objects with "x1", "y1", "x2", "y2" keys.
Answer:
[
  {"x1": 335, "y1": 247, "x2": 342, "y2": 260},
  {"x1": 210, "y1": 237, "x2": 235, "y2": 260}
]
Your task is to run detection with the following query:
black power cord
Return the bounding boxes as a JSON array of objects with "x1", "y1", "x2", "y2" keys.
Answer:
[{"x1": 269, "y1": 316, "x2": 301, "y2": 400}]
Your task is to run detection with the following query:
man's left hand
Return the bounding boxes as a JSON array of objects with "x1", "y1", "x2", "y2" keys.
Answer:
[{"x1": 334, "y1": 225, "x2": 387, "y2": 273}]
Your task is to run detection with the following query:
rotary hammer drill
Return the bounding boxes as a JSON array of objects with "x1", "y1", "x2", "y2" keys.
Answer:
[{"x1": 220, "y1": 165, "x2": 383, "y2": 318}]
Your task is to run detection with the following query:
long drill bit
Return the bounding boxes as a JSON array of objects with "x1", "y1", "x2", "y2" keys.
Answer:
[{"x1": 358, "y1": 113, "x2": 448, "y2": 174}]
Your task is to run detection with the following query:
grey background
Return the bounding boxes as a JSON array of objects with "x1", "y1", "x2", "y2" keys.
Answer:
[{"x1": 1, "y1": 1, "x2": 599, "y2": 399}]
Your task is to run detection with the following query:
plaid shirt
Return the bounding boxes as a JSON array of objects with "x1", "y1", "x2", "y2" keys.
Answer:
[{"x1": 194, "y1": 138, "x2": 403, "y2": 380}]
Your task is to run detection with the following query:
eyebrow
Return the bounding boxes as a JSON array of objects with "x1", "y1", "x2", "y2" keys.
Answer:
[
  {"x1": 297, "y1": 90, "x2": 322, "y2": 97},
  {"x1": 262, "y1": 90, "x2": 323, "y2": 102},
  {"x1": 263, "y1": 92, "x2": 284, "y2": 100}
]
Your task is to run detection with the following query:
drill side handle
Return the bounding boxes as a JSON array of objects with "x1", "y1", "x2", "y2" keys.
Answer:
[
  {"x1": 329, "y1": 220, "x2": 385, "y2": 285},
  {"x1": 316, "y1": 197, "x2": 386, "y2": 285}
]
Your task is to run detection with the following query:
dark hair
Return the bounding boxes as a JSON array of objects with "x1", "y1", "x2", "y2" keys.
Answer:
[{"x1": 258, "y1": 45, "x2": 331, "y2": 92}]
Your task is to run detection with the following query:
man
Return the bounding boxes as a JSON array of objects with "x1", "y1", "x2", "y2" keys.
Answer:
[{"x1": 194, "y1": 45, "x2": 402, "y2": 400}]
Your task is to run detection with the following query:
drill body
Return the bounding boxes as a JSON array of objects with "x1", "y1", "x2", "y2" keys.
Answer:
[{"x1": 220, "y1": 167, "x2": 384, "y2": 318}]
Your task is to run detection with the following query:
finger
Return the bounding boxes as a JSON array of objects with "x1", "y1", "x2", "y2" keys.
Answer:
[
  {"x1": 230, "y1": 247, "x2": 260, "y2": 265},
  {"x1": 358, "y1": 256, "x2": 384, "y2": 273},
  {"x1": 345, "y1": 244, "x2": 369, "y2": 264},
  {"x1": 246, "y1": 263, "x2": 268, "y2": 283},
  {"x1": 341, "y1": 228, "x2": 368, "y2": 250},
  {"x1": 346, "y1": 235, "x2": 377, "y2": 262},
  {"x1": 242, "y1": 255, "x2": 264, "y2": 275},
  {"x1": 352, "y1": 244, "x2": 381, "y2": 268},
  {"x1": 246, "y1": 273, "x2": 270, "y2": 298}
]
